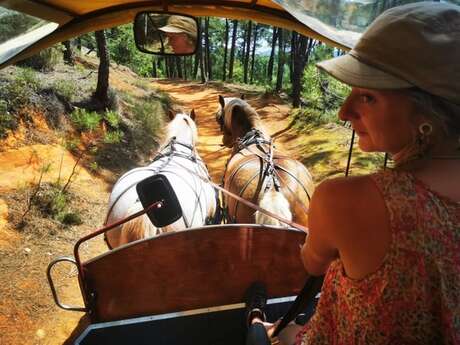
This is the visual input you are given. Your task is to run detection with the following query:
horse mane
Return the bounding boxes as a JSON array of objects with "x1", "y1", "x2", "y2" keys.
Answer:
[{"x1": 224, "y1": 98, "x2": 266, "y2": 135}]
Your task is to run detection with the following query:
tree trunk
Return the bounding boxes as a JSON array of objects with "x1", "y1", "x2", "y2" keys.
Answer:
[
  {"x1": 243, "y1": 21, "x2": 252, "y2": 84},
  {"x1": 222, "y1": 19, "x2": 229, "y2": 81},
  {"x1": 291, "y1": 36, "x2": 315, "y2": 107},
  {"x1": 62, "y1": 40, "x2": 75, "y2": 65},
  {"x1": 152, "y1": 56, "x2": 157, "y2": 78},
  {"x1": 197, "y1": 19, "x2": 206, "y2": 83},
  {"x1": 166, "y1": 57, "x2": 171, "y2": 78},
  {"x1": 94, "y1": 30, "x2": 110, "y2": 109},
  {"x1": 204, "y1": 17, "x2": 212, "y2": 80},
  {"x1": 275, "y1": 28, "x2": 285, "y2": 92},
  {"x1": 175, "y1": 57, "x2": 183, "y2": 79},
  {"x1": 179, "y1": 56, "x2": 188, "y2": 80},
  {"x1": 193, "y1": 45, "x2": 200, "y2": 78},
  {"x1": 267, "y1": 27, "x2": 278, "y2": 83},
  {"x1": 250, "y1": 24, "x2": 259, "y2": 83},
  {"x1": 199, "y1": 45, "x2": 206, "y2": 83},
  {"x1": 289, "y1": 32, "x2": 295, "y2": 84},
  {"x1": 228, "y1": 20, "x2": 238, "y2": 80}
]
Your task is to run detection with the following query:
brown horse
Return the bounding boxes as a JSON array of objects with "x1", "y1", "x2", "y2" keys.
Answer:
[{"x1": 216, "y1": 95, "x2": 314, "y2": 227}]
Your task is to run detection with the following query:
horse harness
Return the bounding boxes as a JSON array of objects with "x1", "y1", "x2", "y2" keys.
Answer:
[
  {"x1": 222, "y1": 129, "x2": 311, "y2": 223},
  {"x1": 104, "y1": 137, "x2": 221, "y2": 248}
]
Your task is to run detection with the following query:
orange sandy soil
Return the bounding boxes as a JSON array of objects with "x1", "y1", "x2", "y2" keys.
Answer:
[{"x1": 0, "y1": 72, "x2": 323, "y2": 345}]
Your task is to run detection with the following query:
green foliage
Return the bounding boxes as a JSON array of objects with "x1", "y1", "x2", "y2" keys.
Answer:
[
  {"x1": 53, "y1": 79, "x2": 77, "y2": 102},
  {"x1": 0, "y1": 10, "x2": 42, "y2": 43},
  {"x1": 2, "y1": 67, "x2": 41, "y2": 109},
  {"x1": 131, "y1": 96, "x2": 165, "y2": 152},
  {"x1": 298, "y1": 51, "x2": 350, "y2": 128},
  {"x1": 103, "y1": 130, "x2": 123, "y2": 144},
  {"x1": 88, "y1": 161, "x2": 99, "y2": 172},
  {"x1": 64, "y1": 138, "x2": 81, "y2": 153},
  {"x1": 291, "y1": 107, "x2": 338, "y2": 129},
  {"x1": 17, "y1": 46, "x2": 62, "y2": 72},
  {"x1": 133, "y1": 79, "x2": 150, "y2": 90},
  {"x1": 103, "y1": 110, "x2": 121, "y2": 128},
  {"x1": 58, "y1": 212, "x2": 82, "y2": 225},
  {"x1": 0, "y1": 100, "x2": 16, "y2": 139},
  {"x1": 70, "y1": 108, "x2": 102, "y2": 132},
  {"x1": 107, "y1": 24, "x2": 154, "y2": 77},
  {"x1": 34, "y1": 184, "x2": 82, "y2": 225}
]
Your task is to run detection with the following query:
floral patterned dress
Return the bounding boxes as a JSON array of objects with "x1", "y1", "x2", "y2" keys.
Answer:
[{"x1": 297, "y1": 169, "x2": 460, "y2": 345}]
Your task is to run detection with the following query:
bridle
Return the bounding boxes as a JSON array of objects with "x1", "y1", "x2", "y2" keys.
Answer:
[
  {"x1": 222, "y1": 128, "x2": 311, "y2": 224},
  {"x1": 104, "y1": 136, "x2": 216, "y2": 249}
]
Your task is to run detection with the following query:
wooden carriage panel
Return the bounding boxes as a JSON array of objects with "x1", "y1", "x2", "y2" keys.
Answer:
[{"x1": 81, "y1": 225, "x2": 307, "y2": 322}]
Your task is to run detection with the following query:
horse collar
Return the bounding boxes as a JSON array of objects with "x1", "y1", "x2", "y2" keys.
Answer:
[{"x1": 236, "y1": 128, "x2": 270, "y2": 151}]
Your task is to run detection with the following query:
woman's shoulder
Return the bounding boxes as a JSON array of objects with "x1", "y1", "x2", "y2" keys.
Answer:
[
  {"x1": 313, "y1": 173, "x2": 381, "y2": 206},
  {"x1": 310, "y1": 173, "x2": 389, "y2": 237}
]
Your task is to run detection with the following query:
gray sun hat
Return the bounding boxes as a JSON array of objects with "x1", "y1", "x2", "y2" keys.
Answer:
[
  {"x1": 317, "y1": 2, "x2": 460, "y2": 105},
  {"x1": 159, "y1": 16, "x2": 197, "y2": 39}
]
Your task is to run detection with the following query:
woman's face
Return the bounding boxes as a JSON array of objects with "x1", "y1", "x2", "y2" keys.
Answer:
[
  {"x1": 339, "y1": 87, "x2": 421, "y2": 155},
  {"x1": 166, "y1": 32, "x2": 194, "y2": 54}
]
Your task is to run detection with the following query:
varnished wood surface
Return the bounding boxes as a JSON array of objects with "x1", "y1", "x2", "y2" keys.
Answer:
[{"x1": 81, "y1": 225, "x2": 307, "y2": 322}]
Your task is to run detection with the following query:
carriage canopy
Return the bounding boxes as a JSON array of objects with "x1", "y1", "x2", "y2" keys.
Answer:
[{"x1": 3, "y1": 0, "x2": 458, "y2": 70}]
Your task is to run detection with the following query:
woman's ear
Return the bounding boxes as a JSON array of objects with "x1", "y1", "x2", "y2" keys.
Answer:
[{"x1": 190, "y1": 109, "x2": 196, "y2": 121}]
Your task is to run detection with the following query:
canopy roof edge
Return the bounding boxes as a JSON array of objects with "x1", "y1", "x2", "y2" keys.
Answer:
[{"x1": 0, "y1": 1, "x2": 350, "y2": 69}]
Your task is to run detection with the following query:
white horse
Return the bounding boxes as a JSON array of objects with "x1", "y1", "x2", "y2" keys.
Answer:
[{"x1": 104, "y1": 110, "x2": 217, "y2": 249}]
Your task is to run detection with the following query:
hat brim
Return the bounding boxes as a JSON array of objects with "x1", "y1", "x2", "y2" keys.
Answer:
[
  {"x1": 159, "y1": 25, "x2": 185, "y2": 34},
  {"x1": 316, "y1": 54, "x2": 413, "y2": 89}
]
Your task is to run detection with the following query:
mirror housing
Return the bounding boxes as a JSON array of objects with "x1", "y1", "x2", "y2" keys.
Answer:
[{"x1": 134, "y1": 12, "x2": 198, "y2": 56}]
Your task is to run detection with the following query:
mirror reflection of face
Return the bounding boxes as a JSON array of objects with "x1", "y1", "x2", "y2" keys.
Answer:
[{"x1": 164, "y1": 32, "x2": 195, "y2": 54}]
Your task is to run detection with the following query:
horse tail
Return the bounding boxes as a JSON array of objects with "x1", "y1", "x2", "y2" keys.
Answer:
[
  {"x1": 255, "y1": 187, "x2": 292, "y2": 227},
  {"x1": 120, "y1": 203, "x2": 159, "y2": 243}
]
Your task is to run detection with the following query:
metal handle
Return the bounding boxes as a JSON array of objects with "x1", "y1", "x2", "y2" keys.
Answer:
[{"x1": 46, "y1": 256, "x2": 87, "y2": 312}]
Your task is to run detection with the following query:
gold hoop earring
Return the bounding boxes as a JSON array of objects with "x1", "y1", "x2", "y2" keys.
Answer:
[
  {"x1": 418, "y1": 122, "x2": 433, "y2": 136},
  {"x1": 415, "y1": 122, "x2": 433, "y2": 157}
]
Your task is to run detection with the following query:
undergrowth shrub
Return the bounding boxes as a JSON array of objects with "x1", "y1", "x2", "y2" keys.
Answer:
[
  {"x1": 70, "y1": 108, "x2": 101, "y2": 131},
  {"x1": 17, "y1": 46, "x2": 62, "y2": 72},
  {"x1": 103, "y1": 130, "x2": 123, "y2": 144},
  {"x1": 0, "y1": 100, "x2": 16, "y2": 138},
  {"x1": 132, "y1": 97, "x2": 165, "y2": 152},
  {"x1": 53, "y1": 79, "x2": 77, "y2": 102},
  {"x1": 34, "y1": 184, "x2": 82, "y2": 225},
  {"x1": 103, "y1": 110, "x2": 121, "y2": 128},
  {"x1": 291, "y1": 107, "x2": 339, "y2": 129},
  {"x1": 4, "y1": 67, "x2": 41, "y2": 109}
]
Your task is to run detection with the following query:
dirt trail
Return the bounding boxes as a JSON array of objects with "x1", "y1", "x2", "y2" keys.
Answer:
[
  {"x1": 0, "y1": 79, "x2": 308, "y2": 345},
  {"x1": 150, "y1": 80, "x2": 299, "y2": 183}
]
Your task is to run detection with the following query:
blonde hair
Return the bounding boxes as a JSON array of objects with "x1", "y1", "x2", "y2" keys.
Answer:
[{"x1": 393, "y1": 89, "x2": 460, "y2": 165}]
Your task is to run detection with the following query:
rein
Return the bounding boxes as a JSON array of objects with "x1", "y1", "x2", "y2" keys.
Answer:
[
  {"x1": 171, "y1": 159, "x2": 309, "y2": 233},
  {"x1": 103, "y1": 137, "x2": 212, "y2": 248},
  {"x1": 223, "y1": 129, "x2": 311, "y2": 219}
]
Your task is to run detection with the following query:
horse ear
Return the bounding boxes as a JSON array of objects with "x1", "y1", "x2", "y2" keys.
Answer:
[
  {"x1": 190, "y1": 109, "x2": 196, "y2": 121},
  {"x1": 240, "y1": 93, "x2": 245, "y2": 100},
  {"x1": 218, "y1": 95, "x2": 225, "y2": 108},
  {"x1": 168, "y1": 109, "x2": 175, "y2": 121}
]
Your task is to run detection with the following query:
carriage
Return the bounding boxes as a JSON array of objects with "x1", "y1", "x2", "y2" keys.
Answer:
[{"x1": 0, "y1": 1, "x2": 438, "y2": 344}]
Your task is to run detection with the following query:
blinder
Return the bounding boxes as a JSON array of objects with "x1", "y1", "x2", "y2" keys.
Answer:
[{"x1": 136, "y1": 174, "x2": 183, "y2": 227}]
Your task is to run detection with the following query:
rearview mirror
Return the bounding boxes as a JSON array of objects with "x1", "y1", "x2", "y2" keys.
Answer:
[{"x1": 134, "y1": 12, "x2": 198, "y2": 56}]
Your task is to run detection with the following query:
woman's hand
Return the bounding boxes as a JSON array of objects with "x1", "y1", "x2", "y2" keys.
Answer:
[{"x1": 257, "y1": 319, "x2": 302, "y2": 345}]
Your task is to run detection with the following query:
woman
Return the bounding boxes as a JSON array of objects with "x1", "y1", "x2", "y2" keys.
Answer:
[
  {"x1": 266, "y1": 2, "x2": 460, "y2": 344},
  {"x1": 159, "y1": 15, "x2": 197, "y2": 54}
]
